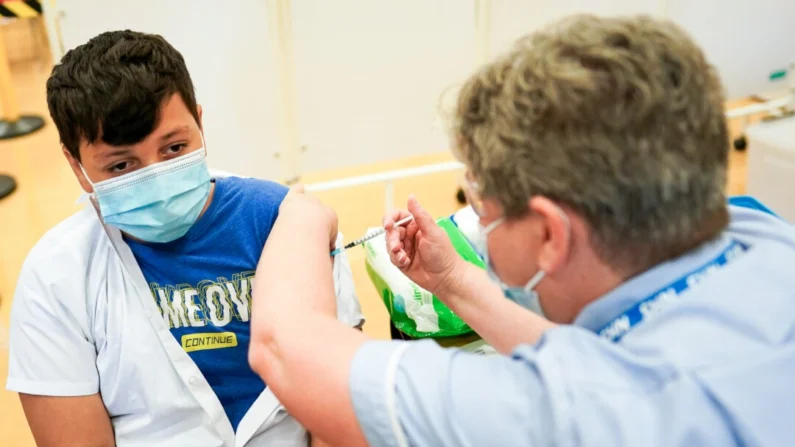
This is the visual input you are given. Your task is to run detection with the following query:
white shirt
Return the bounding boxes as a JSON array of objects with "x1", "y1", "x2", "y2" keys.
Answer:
[{"x1": 6, "y1": 176, "x2": 364, "y2": 447}]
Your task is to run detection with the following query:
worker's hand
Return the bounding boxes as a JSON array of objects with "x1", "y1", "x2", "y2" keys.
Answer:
[
  {"x1": 280, "y1": 184, "x2": 338, "y2": 251},
  {"x1": 383, "y1": 196, "x2": 463, "y2": 296}
]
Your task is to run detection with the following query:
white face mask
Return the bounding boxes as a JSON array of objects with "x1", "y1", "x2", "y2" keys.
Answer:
[
  {"x1": 479, "y1": 218, "x2": 547, "y2": 316},
  {"x1": 479, "y1": 209, "x2": 570, "y2": 317}
]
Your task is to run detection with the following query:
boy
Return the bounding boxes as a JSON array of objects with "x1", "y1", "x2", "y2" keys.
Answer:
[{"x1": 6, "y1": 30, "x2": 362, "y2": 446}]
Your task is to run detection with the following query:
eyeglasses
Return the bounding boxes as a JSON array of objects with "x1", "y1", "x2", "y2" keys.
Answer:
[{"x1": 459, "y1": 171, "x2": 486, "y2": 217}]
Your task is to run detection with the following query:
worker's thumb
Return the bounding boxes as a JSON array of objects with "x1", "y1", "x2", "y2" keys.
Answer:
[
  {"x1": 407, "y1": 195, "x2": 438, "y2": 233},
  {"x1": 290, "y1": 184, "x2": 306, "y2": 194}
]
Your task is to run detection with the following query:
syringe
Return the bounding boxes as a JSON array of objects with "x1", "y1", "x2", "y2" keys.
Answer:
[{"x1": 330, "y1": 215, "x2": 414, "y2": 256}]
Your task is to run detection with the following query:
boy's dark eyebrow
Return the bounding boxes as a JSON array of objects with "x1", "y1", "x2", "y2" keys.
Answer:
[
  {"x1": 98, "y1": 147, "x2": 133, "y2": 161},
  {"x1": 95, "y1": 126, "x2": 191, "y2": 161},
  {"x1": 159, "y1": 125, "x2": 191, "y2": 142}
]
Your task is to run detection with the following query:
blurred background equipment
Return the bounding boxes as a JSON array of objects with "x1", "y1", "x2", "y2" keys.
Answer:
[
  {"x1": 0, "y1": 1, "x2": 46, "y2": 139},
  {"x1": 0, "y1": 173, "x2": 15, "y2": 199},
  {"x1": 729, "y1": 65, "x2": 795, "y2": 152},
  {"x1": 745, "y1": 115, "x2": 795, "y2": 222},
  {"x1": 0, "y1": 2, "x2": 48, "y2": 202}
]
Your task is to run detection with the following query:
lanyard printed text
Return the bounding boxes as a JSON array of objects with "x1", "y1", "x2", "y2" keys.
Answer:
[{"x1": 598, "y1": 241, "x2": 746, "y2": 342}]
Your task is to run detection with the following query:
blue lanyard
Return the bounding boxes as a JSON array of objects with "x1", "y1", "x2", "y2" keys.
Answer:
[{"x1": 596, "y1": 240, "x2": 748, "y2": 343}]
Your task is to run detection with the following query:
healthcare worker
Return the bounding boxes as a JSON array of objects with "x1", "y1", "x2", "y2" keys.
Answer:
[
  {"x1": 248, "y1": 15, "x2": 795, "y2": 446},
  {"x1": 6, "y1": 30, "x2": 362, "y2": 446}
]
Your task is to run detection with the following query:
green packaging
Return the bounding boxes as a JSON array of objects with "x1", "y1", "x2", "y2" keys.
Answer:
[{"x1": 363, "y1": 216, "x2": 485, "y2": 339}]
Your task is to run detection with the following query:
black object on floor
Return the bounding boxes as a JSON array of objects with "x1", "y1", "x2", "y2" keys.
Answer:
[
  {"x1": 733, "y1": 135, "x2": 748, "y2": 151},
  {"x1": 456, "y1": 187, "x2": 467, "y2": 204},
  {"x1": 0, "y1": 174, "x2": 17, "y2": 200},
  {"x1": 0, "y1": 115, "x2": 45, "y2": 140}
]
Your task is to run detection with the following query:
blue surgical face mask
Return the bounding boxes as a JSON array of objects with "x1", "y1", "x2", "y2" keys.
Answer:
[
  {"x1": 82, "y1": 148, "x2": 212, "y2": 243},
  {"x1": 479, "y1": 217, "x2": 548, "y2": 316}
]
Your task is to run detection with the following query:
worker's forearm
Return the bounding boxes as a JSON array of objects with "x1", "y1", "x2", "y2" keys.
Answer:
[{"x1": 438, "y1": 262, "x2": 556, "y2": 354}]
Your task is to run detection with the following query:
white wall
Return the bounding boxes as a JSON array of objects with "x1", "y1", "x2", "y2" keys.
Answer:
[
  {"x1": 490, "y1": 0, "x2": 795, "y2": 99},
  {"x1": 490, "y1": 0, "x2": 659, "y2": 57},
  {"x1": 291, "y1": 0, "x2": 474, "y2": 173},
  {"x1": 55, "y1": 0, "x2": 795, "y2": 179},
  {"x1": 667, "y1": 0, "x2": 795, "y2": 99}
]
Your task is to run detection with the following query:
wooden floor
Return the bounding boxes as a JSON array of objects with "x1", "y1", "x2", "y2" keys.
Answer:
[{"x1": 0, "y1": 60, "x2": 758, "y2": 446}]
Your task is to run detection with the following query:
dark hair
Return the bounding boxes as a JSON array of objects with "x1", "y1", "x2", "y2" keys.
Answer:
[{"x1": 47, "y1": 30, "x2": 200, "y2": 161}]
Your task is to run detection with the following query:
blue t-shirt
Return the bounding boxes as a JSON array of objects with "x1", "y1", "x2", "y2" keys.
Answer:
[{"x1": 126, "y1": 177, "x2": 288, "y2": 431}]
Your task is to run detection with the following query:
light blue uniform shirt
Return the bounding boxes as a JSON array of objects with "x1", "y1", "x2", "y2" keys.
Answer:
[{"x1": 349, "y1": 204, "x2": 795, "y2": 446}]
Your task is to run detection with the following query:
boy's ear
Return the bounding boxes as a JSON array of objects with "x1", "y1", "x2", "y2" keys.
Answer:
[{"x1": 197, "y1": 104, "x2": 203, "y2": 128}]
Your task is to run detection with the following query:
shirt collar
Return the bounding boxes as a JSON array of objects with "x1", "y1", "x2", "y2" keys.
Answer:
[
  {"x1": 573, "y1": 233, "x2": 735, "y2": 333},
  {"x1": 76, "y1": 191, "x2": 91, "y2": 204}
]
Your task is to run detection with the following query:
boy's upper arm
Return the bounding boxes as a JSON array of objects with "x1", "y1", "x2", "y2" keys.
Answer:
[
  {"x1": 239, "y1": 177, "x2": 364, "y2": 326},
  {"x1": 20, "y1": 393, "x2": 115, "y2": 447}
]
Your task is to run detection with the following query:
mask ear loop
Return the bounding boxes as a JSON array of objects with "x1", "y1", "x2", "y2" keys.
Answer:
[
  {"x1": 199, "y1": 131, "x2": 208, "y2": 158},
  {"x1": 78, "y1": 163, "x2": 96, "y2": 189},
  {"x1": 524, "y1": 270, "x2": 546, "y2": 292},
  {"x1": 76, "y1": 163, "x2": 103, "y2": 219},
  {"x1": 524, "y1": 206, "x2": 571, "y2": 293},
  {"x1": 481, "y1": 217, "x2": 505, "y2": 234},
  {"x1": 77, "y1": 164, "x2": 105, "y2": 222}
]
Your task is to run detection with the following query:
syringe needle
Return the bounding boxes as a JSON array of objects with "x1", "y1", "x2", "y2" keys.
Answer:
[{"x1": 330, "y1": 215, "x2": 414, "y2": 256}]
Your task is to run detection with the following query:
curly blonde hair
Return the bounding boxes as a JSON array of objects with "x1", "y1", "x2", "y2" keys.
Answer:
[{"x1": 453, "y1": 15, "x2": 730, "y2": 271}]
